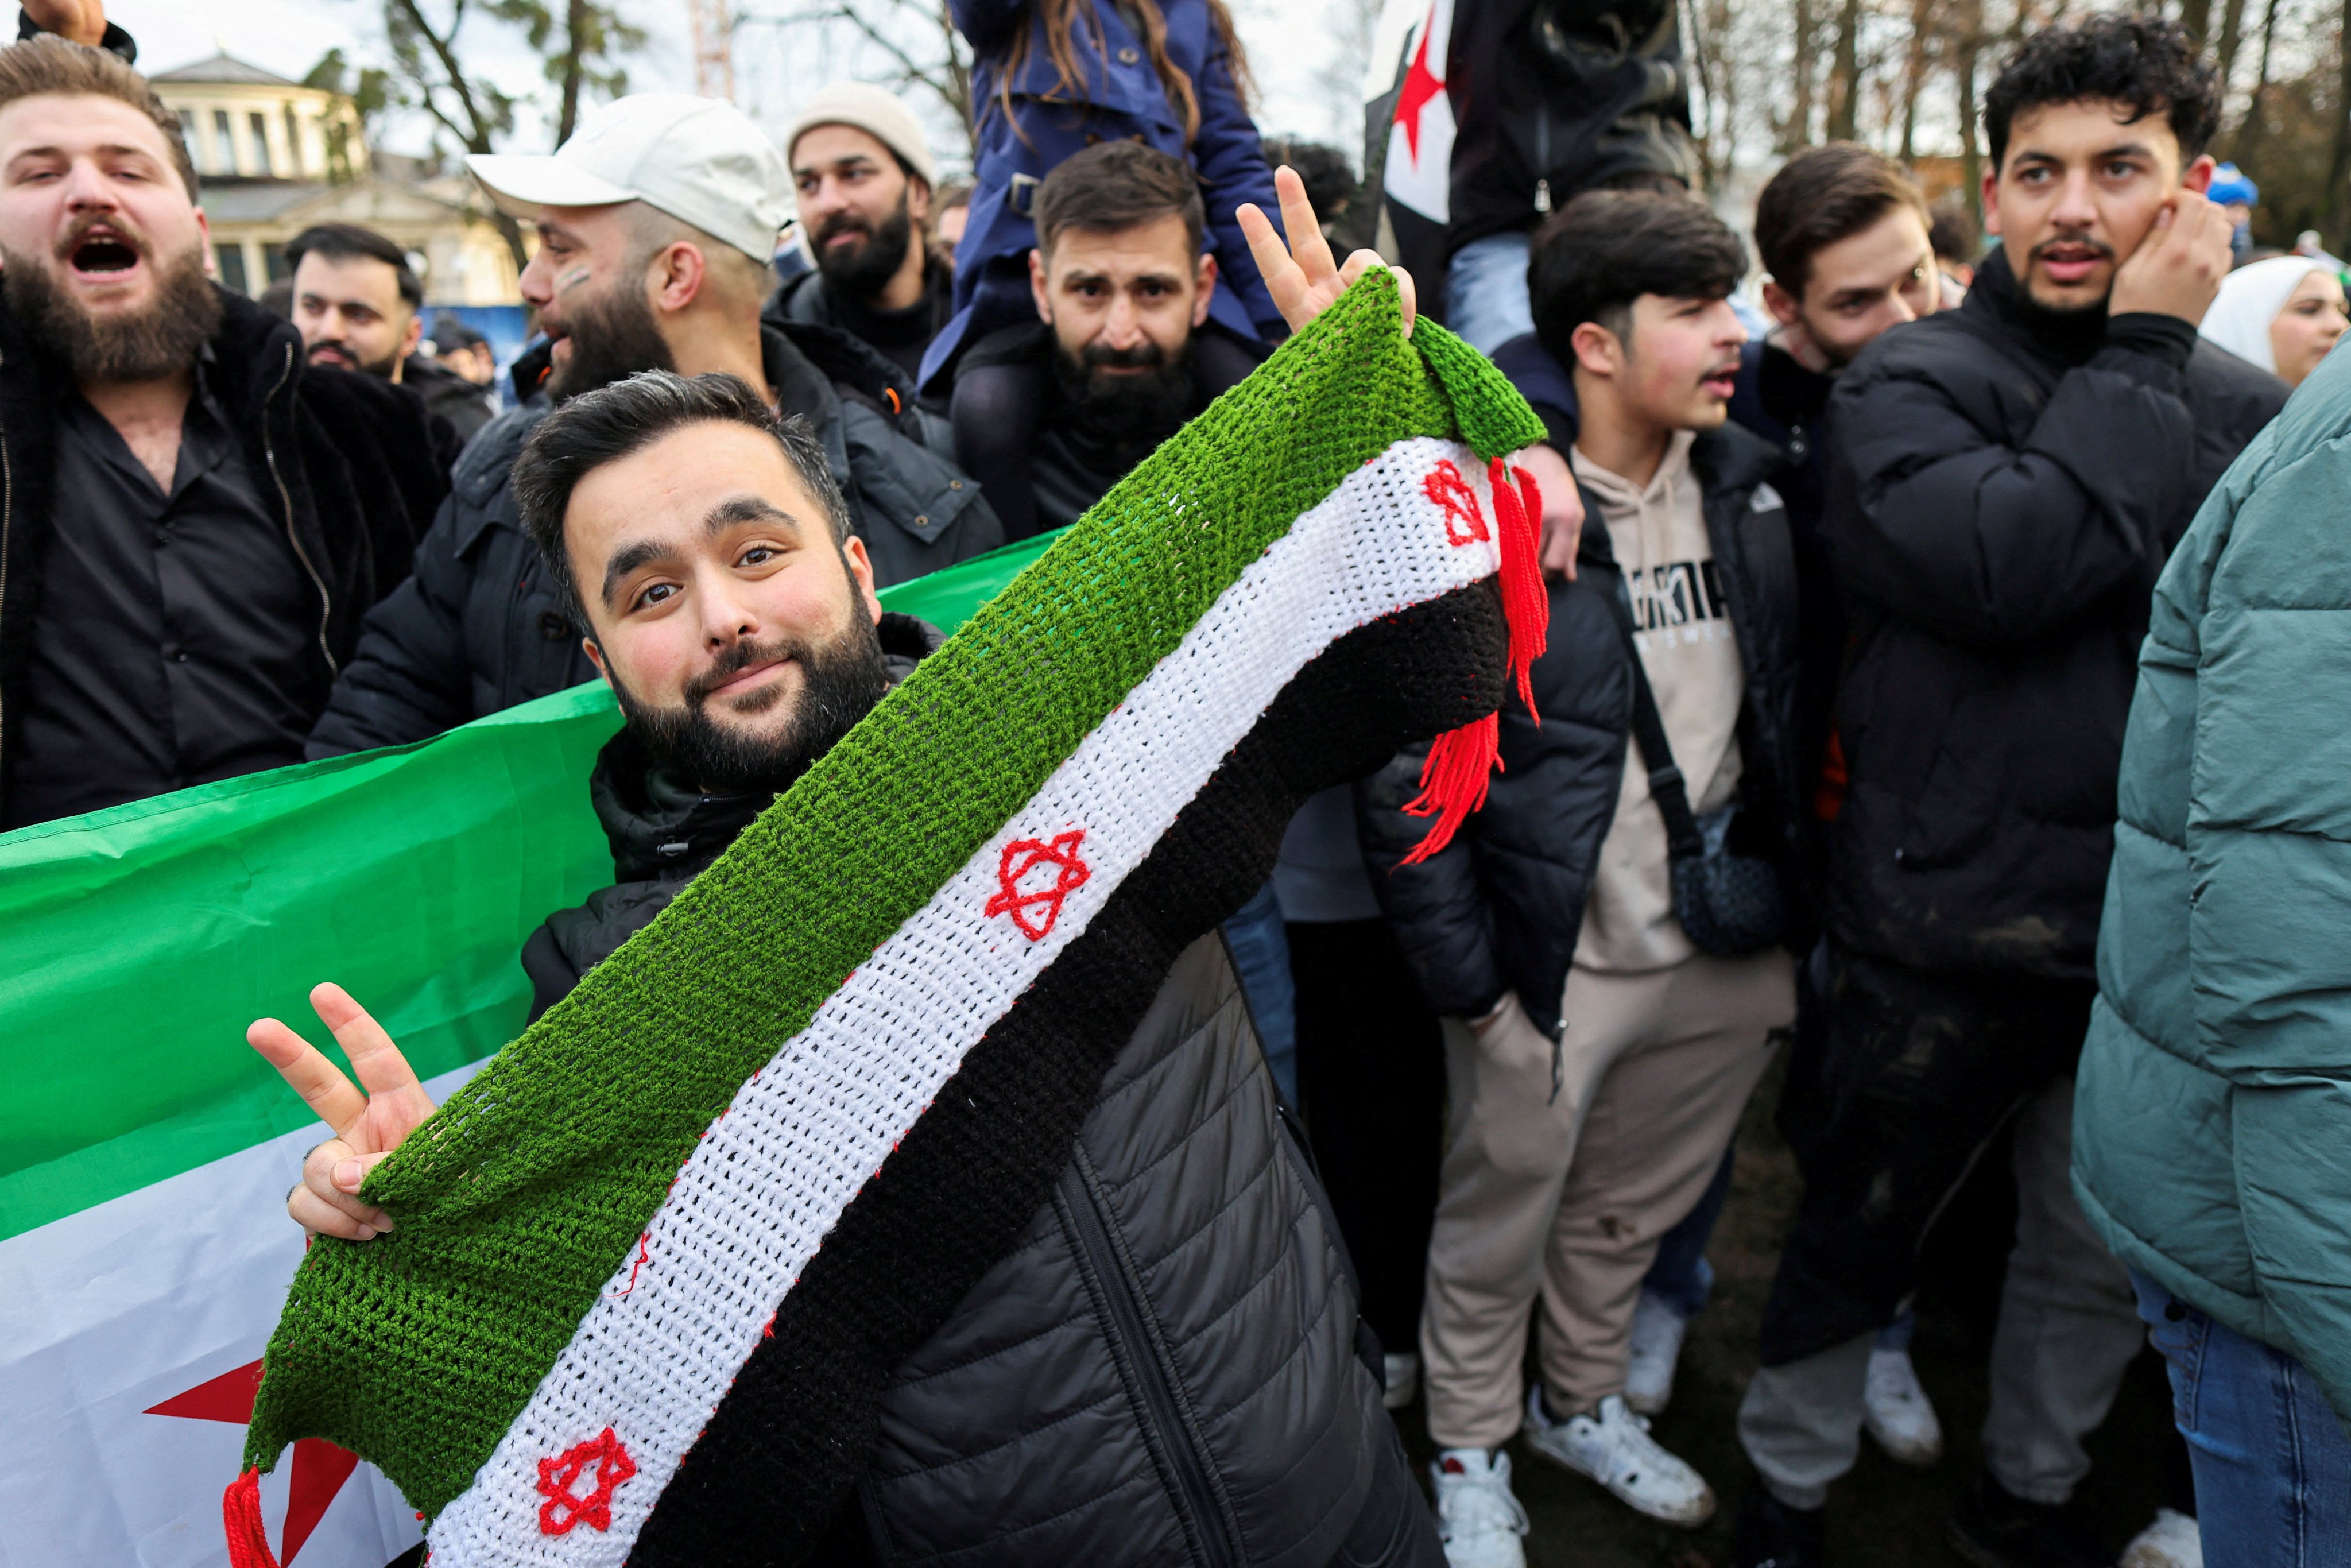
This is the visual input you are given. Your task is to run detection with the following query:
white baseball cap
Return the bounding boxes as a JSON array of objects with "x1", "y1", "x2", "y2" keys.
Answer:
[{"x1": 466, "y1": 95, "x2": 792, "y2": 265}]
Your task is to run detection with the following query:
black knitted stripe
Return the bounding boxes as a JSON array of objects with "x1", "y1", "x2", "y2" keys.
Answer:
[{"x1": 631, "y1": 580, "x2": 1506, "y2": 1567}]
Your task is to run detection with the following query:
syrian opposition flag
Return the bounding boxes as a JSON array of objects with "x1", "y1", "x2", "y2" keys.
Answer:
[
  {"x1": 0, "y1": 535, "x2": 1045, "y2": 1565},
  {"x1": 1368, "y1": 0, "x2": 1457, "y2": 315},
  {"x1": 232, "y1": 273, "x2": 1548, "y2": 1568}
]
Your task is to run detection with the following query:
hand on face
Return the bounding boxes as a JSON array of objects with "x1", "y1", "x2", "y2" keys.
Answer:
[
  {"x1": 2108, "y1": 186, "x2": 2231, "y2": 325},
  {"x1": 1986, "y1": 100, "x2": 2211, "y2": 317}
]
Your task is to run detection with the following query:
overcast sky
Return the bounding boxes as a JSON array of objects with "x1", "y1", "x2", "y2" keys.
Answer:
[{"x1": 108, "y1": 0, "x2": 1368, "y2": 170}]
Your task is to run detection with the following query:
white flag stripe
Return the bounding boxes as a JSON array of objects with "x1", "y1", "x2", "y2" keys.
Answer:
[
  {"x1": 0, "y1": 1063, "x2": 481, "y2": 1568},
  {"x1": 428, "y1": 439, "x2": 1508, "y2": 1566}
]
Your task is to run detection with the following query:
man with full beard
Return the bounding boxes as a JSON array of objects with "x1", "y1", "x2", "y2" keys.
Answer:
[
  {"x1": 304, "y1": 92, "x2": 1001, "y2": 760},
  {"x1": 261, "y1": 369, "x2": 1445, "y2": 1568},
  {"x1": 770, "y1": 82, "x2": 952, "y2": 383},
  {"x1": 0, "y1": 36, "x2": 445, "y2": 831},
  {"x1": 946, "y1": 140, "x2": 1270, "y2": 541}
]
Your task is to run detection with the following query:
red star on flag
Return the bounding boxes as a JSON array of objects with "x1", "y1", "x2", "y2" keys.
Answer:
[
  {"x1": 986, "y1": 829, "x2": 1092, "y2": 940},
  {"x1": 148, "y1": 1360, "x2": 359, "y2": 1565},
  {"x1": 1394, "y1": 1, "x2": 1447, "y2": 165}
]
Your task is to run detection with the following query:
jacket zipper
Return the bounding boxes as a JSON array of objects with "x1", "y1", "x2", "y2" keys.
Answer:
[
  {"x1": 1057, "y1": 1150, "x2": 1240, "y2": 1568},
  {"x1": 1534, "y1": 104, "x2": 1553, "y2": 213},
  {"x1": 261, "y1": 342, "x2": 336, "y2": 676}
]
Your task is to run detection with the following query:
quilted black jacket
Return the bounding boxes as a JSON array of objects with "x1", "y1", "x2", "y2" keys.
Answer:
[
  {"x1": 1358, "y1": 417, "x2": 1808, "y2": 1036},
  {"x1": 516, "y1": 616, "x2": 1427, "y2": 1568}
]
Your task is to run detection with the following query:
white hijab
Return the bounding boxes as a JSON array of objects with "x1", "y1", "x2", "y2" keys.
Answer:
[{"x1": 2198, "y1": 254, "x2": 2340, "y2": 373}]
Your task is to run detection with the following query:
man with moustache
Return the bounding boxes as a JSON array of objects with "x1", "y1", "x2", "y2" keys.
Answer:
[
  {"x1": 0, "y1": 37, "x2": 444, "y2": 832},
  {"x1": 288, "y1": 222, "x2": 498, "y2": 449},
  {"x1": 947, "y1": 140, "x2": 1268, "y2": 541},
  {"x1": 770, "y1": 83, "x2": 952, "y2": 383},
  {"x1": 1730, "y1": 19, "x2": 2287, "y2": 1568},
  {"x1": 305, "y1": 92, "x2": 1000, "y2": 760}
]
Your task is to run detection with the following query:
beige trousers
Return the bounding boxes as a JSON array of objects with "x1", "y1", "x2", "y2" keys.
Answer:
[{"x1": 1420, "y1": 950, "x2": 1794, "y2": 1449}]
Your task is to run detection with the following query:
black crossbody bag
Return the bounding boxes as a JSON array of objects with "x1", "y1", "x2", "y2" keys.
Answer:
[{"x1": 1609, "y1": 603, "x2": 1784, "y2": 957}]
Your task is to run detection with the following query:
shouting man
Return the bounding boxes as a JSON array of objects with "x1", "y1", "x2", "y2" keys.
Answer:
[{"x1": 0, "y1": 37, "x2": 443, "y2": 831}]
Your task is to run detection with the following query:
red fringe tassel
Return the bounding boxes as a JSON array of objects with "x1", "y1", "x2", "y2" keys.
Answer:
[
  {"x1": 1397, "y1": 458, "x2": 1554, "y2": 866},
  {"x1": 225, "y1": 1468, "x2": 281, "y2": 1568},
  {"x1": 1486, "y1": 456, "x2": 1550, "y2": 721},
  {"x1": 1398, "y1": 711, "x2": 1501, "y2": 866}
]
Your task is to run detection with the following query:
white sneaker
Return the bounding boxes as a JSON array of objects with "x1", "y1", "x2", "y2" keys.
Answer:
[
  {"x1": 1624, "y1": 1290, "x2": 1690, "y2": 1416},
  {"x1": 2121, "y1": 1509, "x2": 2203, "y2": 1568},
  {"x1": 1383, "y1": 1351, "x2": 1421, "y2": 1411},
  {"x1": 1429, "y1": 1448, "x2": 1529, "y2": 1568},
  {"x1": 1862, "y1": 1346, "x2": 1943, "y2": 1468},
  {"x1": 1521, "y1": 1387, "x2": 1715, "y2": 1527}
]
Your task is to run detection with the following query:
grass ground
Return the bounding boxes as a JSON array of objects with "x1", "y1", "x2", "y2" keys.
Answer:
[{"x1": 1386, "y1": 1055, "x2": 2191, "y2": 1567}]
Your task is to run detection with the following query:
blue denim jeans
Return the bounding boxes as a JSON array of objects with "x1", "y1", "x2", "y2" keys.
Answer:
[
  {"x1": 2132, "y1": 1270, "x2": 2351, "y2": 1566},
  {"x1": 1442, "y1": 232, "x2": 1535, "y2": 355},
  {"x1": 1222, "y1": 882, "x2": 1297, "y2": 1105}
]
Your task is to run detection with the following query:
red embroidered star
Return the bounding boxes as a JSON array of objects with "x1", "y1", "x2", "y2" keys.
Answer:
[
  {"x1": 985, "y1": 829, "x2": 1091, "y2": 940},
  {"x1": 1395, "y1": 2, "x2": 1447, "y2": 164},
  {"x1": 537, "y1": 1427, "x2": 637, "y2": 1536},
  {"x1": 1425, "y1": 460, "x2": 1488, "y2": 546},
  {"x1": 147, "y1": 1360, "x2": 359, "y2": 1565}
]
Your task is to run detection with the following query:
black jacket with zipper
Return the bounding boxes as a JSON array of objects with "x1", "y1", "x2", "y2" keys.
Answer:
[
  {"x1": 1443, "y1": 0, "x2": 1697, "y2": 261},
  {"x1": 304, "y1": 320, "x2": 1002, "y2": 759},
  {"x1": 517, "y1": 614, "x2": 1435, "y2": 1568},
  {"x1": 1819, "y1": 246, "x2": 2285, "y2": 981},
  {"x1": 1357, "y1": 416, "x2": 1807, "y2": 1036},
  {"x1": 0, "y1": 286, "x2": 446, "y2": 823}
]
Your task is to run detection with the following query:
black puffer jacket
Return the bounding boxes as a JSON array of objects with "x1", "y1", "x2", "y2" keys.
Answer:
[
  {"x1": 1360, "y1": 419, "x2": 1806, "y2": 1036},
  {"x1": 306, "y1": 322, "x2": 1002, "y2": 758},
  {"x1": 1820, "y1": 247, "x2": 2285, "y2": 981},
  {"x1": 0, "y1": 287, "x2": 446, "y2": 820},
  {"x1": 1444, "y1": 0, "x2": 1697, "y2": 260},
  {"x1": 518, "y1": 616, "x2": 1431, "y2": 1568}
]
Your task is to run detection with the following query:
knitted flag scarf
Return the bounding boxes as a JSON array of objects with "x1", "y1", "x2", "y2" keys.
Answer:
[{"x1": 230, "y1": 272, "x2": 1546, "y2": 1568}]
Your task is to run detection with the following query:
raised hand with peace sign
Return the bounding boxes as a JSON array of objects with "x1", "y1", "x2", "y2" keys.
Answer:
[
  {"x1": 1237, "y1": 165, "x2": 1418, "y2": 339},
  {"x1": 247, "y1": 984, "x2": 437, "y2": 1241}
]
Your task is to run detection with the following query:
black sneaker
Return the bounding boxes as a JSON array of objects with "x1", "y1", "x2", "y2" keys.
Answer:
[
  {"x1": 1733, "y1": 1489, "x2": 1827, "y2": 1568},
  {"x1": 1946, "y1": 1472, "x2": 2106, "y2": 1568}
]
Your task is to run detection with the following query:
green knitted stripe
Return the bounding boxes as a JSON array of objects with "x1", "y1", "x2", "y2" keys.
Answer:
[{"x1": 243, "y1": 274, "x2": 1543, "y2": 1512}]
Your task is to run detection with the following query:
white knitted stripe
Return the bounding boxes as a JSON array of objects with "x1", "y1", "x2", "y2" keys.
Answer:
[{"x1": 427, "y1": 438, "x2": 1506, "y2": 1566}]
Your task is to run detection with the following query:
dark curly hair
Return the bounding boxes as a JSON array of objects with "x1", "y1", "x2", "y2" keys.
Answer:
[{"x1": 1985, "y1": 14, "x2": 2221, "y2": 173}]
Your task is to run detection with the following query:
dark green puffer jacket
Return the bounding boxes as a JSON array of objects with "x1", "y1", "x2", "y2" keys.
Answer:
[{"x1": 2072, "y1": 342, "x2": 2351, "y2": 1424}]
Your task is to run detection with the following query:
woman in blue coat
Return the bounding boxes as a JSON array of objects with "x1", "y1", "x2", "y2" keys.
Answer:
[{"x1": 918, "y1": 0, "x2": 1291, "y2": 396}]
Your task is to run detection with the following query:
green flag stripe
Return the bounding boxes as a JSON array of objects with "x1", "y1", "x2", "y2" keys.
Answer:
[
  {"x1": 0, "y1": 535, "x2": 1053, "y2": 1244},
  {"x1": 246, "y1": 280, "x2": 1506, "y2": 1505}
]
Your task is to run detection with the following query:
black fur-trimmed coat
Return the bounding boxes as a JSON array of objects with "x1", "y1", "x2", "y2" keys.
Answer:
[{"x1": 0, "y1": 285, "x2": 446, "y2": 823}]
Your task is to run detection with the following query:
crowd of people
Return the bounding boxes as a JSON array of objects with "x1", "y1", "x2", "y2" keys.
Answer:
[{"x1": 5, "y1": 0, "x2": 2349, "y2": 1564}]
